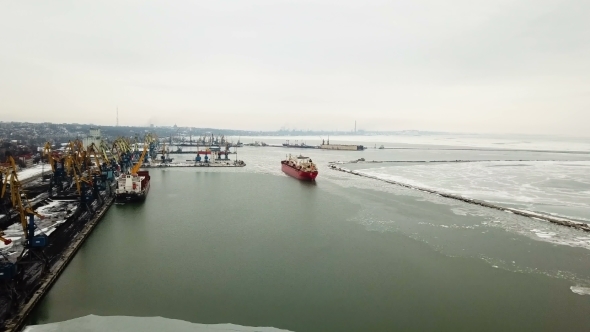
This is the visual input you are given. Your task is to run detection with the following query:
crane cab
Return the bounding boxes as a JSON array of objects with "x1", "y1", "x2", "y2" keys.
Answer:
[
  {"x1": 28, "y1": 235, "x2": 48, "y2": 248},
  {"x1": 0, "y1": 263, "x2": 17, "y2": 280}
]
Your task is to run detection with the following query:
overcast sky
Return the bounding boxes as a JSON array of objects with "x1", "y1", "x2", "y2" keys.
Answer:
[{"x1": 0, "y1": 0, "x2": 588, "y2": 135}]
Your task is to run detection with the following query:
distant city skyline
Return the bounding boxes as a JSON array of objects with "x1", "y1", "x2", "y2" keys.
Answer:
[
  {"x1": 3, "y1": 120, "x2": 588, "y2": 140},
  {"x1": 1, "y1": 1, "x2": 589, "y2": 137}
]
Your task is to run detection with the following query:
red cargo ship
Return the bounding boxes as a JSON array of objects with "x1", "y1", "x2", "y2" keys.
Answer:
[{"x1": 281, "y1": 155, "x2": 318, "y2": 181}]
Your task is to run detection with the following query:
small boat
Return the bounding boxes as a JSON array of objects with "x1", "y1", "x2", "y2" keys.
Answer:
[{"x1": 281, "y1": 155, "x2": 318, "y2": 181}]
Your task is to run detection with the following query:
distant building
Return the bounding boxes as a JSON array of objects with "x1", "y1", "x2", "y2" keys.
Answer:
[{"x1": 82, "y1": 128, "x2": 101, "y2": 149}]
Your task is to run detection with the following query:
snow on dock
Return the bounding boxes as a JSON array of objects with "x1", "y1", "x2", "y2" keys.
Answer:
[
  {"x1": 14, "y1": 164, "x2": 51, "y2": 183},
  {"x1": 0, "y1": 200, "x2": 77, "y2": 256},
  {"x1": 3, "y1": 196, "x2": 115, "y2": 332}
]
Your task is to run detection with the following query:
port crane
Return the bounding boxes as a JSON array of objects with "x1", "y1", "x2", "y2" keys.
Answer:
[
  {"x1": 0, "y1": 153, "x2": 48, "y2": 285},
  {"x1": 99, "y1": 140, "x2": 118, "y2": 170},
  {"x1": 0, "y1": 154, "x2": 46, "y2": 245},
  {"x1": 130, "y1": 141, "x2": 148, "y2": 175},
  {"x1": 43, "y1": 142, "x2": 70, "y2": 196},
  {"x1": 68, "y1": 143, "x2": 108, "y2": 210},
  {"x1": 112, "y1": 137, "x2": 133, "y2": 173},
  {"x1": 159, "y1": 142, "x2": 173, "y2": 164},
  {"x1": 87, "y1": 143, "x2": 116, "y2": 198},
  {"x1": 60, "y1": 142, "x2": 92, "y2": 200},
  {"x1": 63, "y1": 140, "x2": 84, "y2": 176},
  {"x1": 0, "y1": 167, "x2": 13, "y2": 246},
  {"x1": 44, "y1": 141, "x2": 97, "y2": 209},
  {"x1": 144, "y1": 133, "x2": 159, "y2": 162}
]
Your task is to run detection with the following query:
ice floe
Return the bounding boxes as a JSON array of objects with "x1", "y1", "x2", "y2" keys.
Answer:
[{"x1": 25, "y1": 315, "x2": 292, "y2": 332}]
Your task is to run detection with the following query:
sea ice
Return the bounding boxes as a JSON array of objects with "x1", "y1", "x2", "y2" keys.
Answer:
[
  {"x1": 570, "y1": 286, "x2": 590, "y2": 296},
  {"x1": 24, "y1": 315, "x2": 292, "y2": 332}
]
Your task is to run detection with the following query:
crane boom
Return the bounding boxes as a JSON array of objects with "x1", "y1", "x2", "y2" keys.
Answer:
[
  {"x1": 1, "y1": 154, "x2": 43, "y2": 238},
  {"x1": 43, "y1": 142, "x2": 57, "y2": 172},
  {"x1": 130, "y1": 143, "x2": 147, "y2": 175}
]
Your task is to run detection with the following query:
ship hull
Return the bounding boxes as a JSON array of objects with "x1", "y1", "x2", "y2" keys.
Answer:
[
  {"x1": 115, "y1": 182, "x2": 149, "y2": 202},
  {"x1": 115, "y1": 171, "x2": 150, "y2": 203},
  {"x1": 281, "y1": 163, "x2": 318, "y2": 181}
]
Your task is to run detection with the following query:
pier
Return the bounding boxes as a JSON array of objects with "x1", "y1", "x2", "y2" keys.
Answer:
[
  {"x1": 142, "y1": 161, "x2": 246, "y2": 168},
  {"x1": 0, "y1": 147, "x2": 119, "y2": 330}
]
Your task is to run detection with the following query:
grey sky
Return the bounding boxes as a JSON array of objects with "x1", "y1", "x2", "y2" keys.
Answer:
[{"x1": 1, "y1": 0, "x2": 588, "y2": 135}]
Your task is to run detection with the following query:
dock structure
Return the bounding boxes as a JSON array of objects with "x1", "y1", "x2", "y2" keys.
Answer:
[
  {"x1": 329, "y1": 163, "x2": 590, "y2": 232},
  {"x1": 319, "y1": 138, "x2": 364, "y2": 151},
  {"x1": 321, "y1": 144, "x2": 364, "y2": 151},
  {"x1": 3, "y1": 196, "x2": 115, "y2": 332},
  {"x1": 1, "y1": 154, "x2": 118, "y2": 331},
  {"x1": 142, "y1": 161, "x2": 246, "y2": 168},
  {"x1": 16, "y1": 165, "x2": 52, "y2": 186}
]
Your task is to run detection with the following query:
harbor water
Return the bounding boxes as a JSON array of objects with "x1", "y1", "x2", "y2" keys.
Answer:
[{"x1": 28, "y1": 136, "x2": 590, "y2": 331}]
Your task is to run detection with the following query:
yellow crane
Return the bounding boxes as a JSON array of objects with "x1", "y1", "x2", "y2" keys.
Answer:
[
  {"x1": 130, "y1": 141, "x2": 148, "y2": 175},
  {"x1": 52, "y1": 140, "x2": 92, "y2": 196},
  {"x1": 42, "y1": 142, "x2": 60, "y2": 173},
  {"x1": 66, "y1": 154, "x2": 95, "y2": 196},
  {"x1": 0, "y1": 154, "x2": 44, "y2": 240},
  {"x1": 0, "y1": 167, "x2": 12, "y2": 245},
  {"x1": 111, "y1": 137, "x2": 131, "y2": 161},
  {"x1": 99, "y1": 140, "x2": 113, "y2": 163},
  {"x1": 70, "y1": 139, "x2": 87, "y2": 172},
  {"x1": 145, "y1": 133, "x2": 158, "y2": 144},
  {"x1": 87, "y1": 143, "x2": 106, "y2": 175}
]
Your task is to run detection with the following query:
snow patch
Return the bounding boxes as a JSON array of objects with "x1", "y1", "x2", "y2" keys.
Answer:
[{"x1": 17, "y1": 164, "x2": 49, "y2": 181}]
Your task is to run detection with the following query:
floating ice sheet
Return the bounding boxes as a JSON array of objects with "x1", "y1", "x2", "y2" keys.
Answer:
[
  {"x1": 25, "y1": 315, "x2": 292, "y2": 332},
  {"x1": 571, "y1": 286, "x2": 590, "y2": 296},
  {"x1": 356, "y1": 161, "x2": 590, "y2": 223}
]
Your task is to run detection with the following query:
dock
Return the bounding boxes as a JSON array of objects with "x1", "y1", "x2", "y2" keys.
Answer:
[
  {"x1": 1, "y1": 167, "x2": 116, "y2": 331},
  {"x1": 3, "y1": 195, "x2": 115, "y2": 332},
  {"x1": 321, "y1": 144, "x2": 364, "y2": 151},
  {"x1": 142, "y1": 161, "x2": 246, "y2": 168}
]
